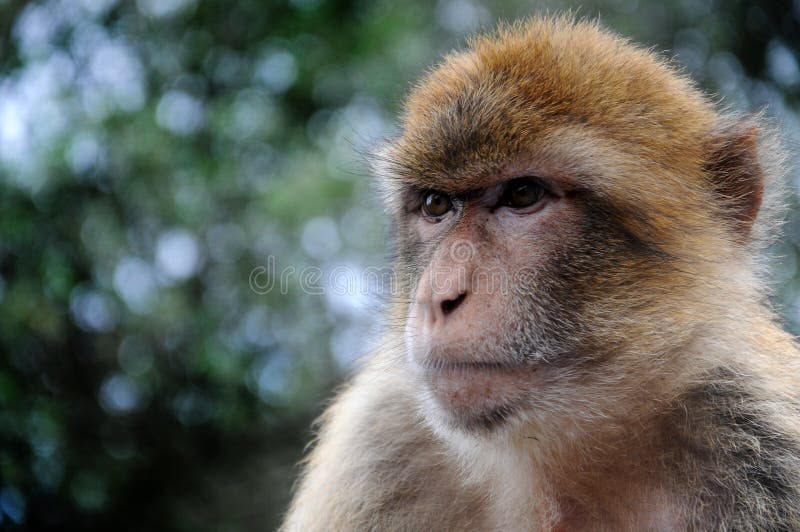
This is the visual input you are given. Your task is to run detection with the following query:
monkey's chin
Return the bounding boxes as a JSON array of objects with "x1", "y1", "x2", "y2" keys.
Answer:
[{"x1": 413, "y1": 361, "x2": 536, "y2": 432}]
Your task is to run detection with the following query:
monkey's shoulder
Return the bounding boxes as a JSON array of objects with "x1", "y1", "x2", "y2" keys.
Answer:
[{"x1": 672, "y1": 367, "x2": 800, "y2": 530}]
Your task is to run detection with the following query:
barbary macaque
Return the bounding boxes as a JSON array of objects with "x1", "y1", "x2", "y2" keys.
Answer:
[{"x1": 282, "y1": 15, "x2": 800, "y2": 530}]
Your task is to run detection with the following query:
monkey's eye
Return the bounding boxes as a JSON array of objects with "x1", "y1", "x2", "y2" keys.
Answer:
[
  {"x1": 421, "y1": 191, "x2": 452, "y2": 219},
  {"x1": 503, "y1": 178, "x2": 545, "y2": 209}
]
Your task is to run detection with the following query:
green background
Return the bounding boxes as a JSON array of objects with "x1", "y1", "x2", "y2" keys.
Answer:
[{"x1": 0, "y1": 0, "x2": 798, "y2": 529}]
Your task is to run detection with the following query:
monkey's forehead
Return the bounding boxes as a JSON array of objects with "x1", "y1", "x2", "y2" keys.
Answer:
[{"x1": 386, "y1": 16, "x2": 717, "y2": 190}]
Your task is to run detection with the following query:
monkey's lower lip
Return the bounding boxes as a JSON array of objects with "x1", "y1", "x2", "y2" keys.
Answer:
[
  {"x1": 414, "y1": 357, "x2": 538, "y2": 387},
  {"x1": 415, "y1": 358, "x2": 536, "y2": 423},
  {"x1": 418, "y1": 360, "x2": 531, "y2": 374}
]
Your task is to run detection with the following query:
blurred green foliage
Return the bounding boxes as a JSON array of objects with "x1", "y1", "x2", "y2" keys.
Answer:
[{"x1": 0, "y1": 0, "x2": 798, "y2": 530}]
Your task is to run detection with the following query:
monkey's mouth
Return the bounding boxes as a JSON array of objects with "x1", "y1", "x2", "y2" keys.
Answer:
[
  {"x1": 410, "y1": 343, "x2": 537, "y2": 383},
  {"x1": 417, "y1": 359, "x2": 529, "y2": 373},
  {"x1": 412, "y1": 355, "x2": 537, "y2": 428}
]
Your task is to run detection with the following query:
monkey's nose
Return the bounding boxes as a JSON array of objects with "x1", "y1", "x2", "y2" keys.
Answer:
[{"x1": 440, "y1": 292, "x2": 467, "y2": 317}]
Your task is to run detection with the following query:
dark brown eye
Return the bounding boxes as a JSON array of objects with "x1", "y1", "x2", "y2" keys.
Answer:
[
  {"x1": 421, "y1": 191, "x2": 452, "y2": 218},
  {"x1": 504, "y1": 178, "x2": 544, "y2": 209}
]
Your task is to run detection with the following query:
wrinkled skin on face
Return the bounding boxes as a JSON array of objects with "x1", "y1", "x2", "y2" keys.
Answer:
[
  {"x1": 399, "y1": 165, "x2": 671, "y2": 431},
  {"x1": 380, "y1": 20, "x2": 743, "y2": 437}
]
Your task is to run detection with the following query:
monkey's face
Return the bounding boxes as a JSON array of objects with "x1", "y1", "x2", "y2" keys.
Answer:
[
  {"x1": 393, "y1": 151, "x2": 708, "y2": 435},
  {"x1": 383, "y1": 100, "x2": 706, "y2": 435},
  {"x1": 397, "y1": 168, "x2": 603, "y2": 433}
]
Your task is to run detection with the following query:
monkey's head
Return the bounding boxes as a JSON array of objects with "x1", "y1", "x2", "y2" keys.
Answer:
[{"x1": 375, "y1": 17, "x2": 780, "y2": 438}]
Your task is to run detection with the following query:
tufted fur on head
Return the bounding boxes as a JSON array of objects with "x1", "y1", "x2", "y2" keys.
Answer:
[{"x1": 379, "y1": 15, "x2": 786, "y2": 263}]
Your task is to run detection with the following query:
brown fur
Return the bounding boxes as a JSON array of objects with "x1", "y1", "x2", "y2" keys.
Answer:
[{"x1": 282, "y1": 15, "x2": 800, "y2": 531}]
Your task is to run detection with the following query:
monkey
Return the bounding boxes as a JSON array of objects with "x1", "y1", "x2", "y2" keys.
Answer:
[{"x1": 281, "y1": 15, "x2": 800, "y2": 531}]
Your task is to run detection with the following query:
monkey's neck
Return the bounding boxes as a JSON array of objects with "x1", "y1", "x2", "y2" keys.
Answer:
[
  {"x1": 459, "y1": 404, "x2": 687, "y2": 529},
  {"x1": 455, "y1": 420, "x2": 675, "y2": 530}
]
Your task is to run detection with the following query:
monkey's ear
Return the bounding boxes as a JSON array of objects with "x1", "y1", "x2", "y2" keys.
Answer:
[{"x1": 703, "y1": 119, "x2": 764, "y2": 236}]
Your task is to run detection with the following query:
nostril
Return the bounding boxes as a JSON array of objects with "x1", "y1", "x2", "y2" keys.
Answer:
[{"x1": 440, "y1": 292, "x2": 467, "y2": 317}]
